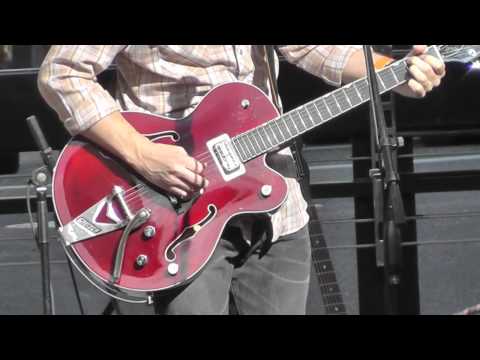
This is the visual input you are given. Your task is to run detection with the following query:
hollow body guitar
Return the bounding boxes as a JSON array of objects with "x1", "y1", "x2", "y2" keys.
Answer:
[{"x1": 52, "y1": 46, "x2": 480, "y2": 303}]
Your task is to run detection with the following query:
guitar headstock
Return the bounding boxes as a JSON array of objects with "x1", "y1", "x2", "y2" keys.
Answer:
[{"x1": 437, "y1": 45, "x2": 480, "y2": 64}]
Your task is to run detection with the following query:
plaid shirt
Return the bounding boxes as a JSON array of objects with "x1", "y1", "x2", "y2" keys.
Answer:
[{"x1": 38, "y1": 45, "x2": 361, "y2": 241}]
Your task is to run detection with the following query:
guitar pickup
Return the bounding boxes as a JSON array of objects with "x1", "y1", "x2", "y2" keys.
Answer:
[{"x1": 207, "y1": 134, "x2": 246, "y2": 182}]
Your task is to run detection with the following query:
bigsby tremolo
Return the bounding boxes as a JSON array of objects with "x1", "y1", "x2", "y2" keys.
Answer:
[
  {"x1": 59, "y1": 186, "x2": 150, "y2": 250},
  {"x1": 110, "y1": 186, "x2": 151, "y2": 284}
]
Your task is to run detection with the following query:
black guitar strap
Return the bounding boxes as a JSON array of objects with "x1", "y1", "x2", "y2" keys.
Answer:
[{"x1": 264, "y1": 45, "x2": 306, "y2": 181}]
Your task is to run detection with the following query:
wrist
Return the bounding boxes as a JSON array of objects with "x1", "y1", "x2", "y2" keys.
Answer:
[{"x1": 123, "y1": 134, "x2": 152, "y2": 171}]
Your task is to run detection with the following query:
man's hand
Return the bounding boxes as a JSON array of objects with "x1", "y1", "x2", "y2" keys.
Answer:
[
  {"x1": 395, "y1": 45, "x2": 446, "y2": 98},
  {"x1": 133, "y1": 141, "x2": 208, "y2": 199},
  {"x1": 82, "y1": 111, "x2": 208, "y2": 200}
]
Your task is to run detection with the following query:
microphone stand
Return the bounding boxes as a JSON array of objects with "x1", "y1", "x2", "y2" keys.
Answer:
[
  {"x1": 26, "y1": 115, "x2": 85, "y2": 315},
  {"x1": 363, "y1": 46, "x2": 406, "y2": 315},
  {"x1": 26, "y1": 115, "x2": 56, "y2": 315}
]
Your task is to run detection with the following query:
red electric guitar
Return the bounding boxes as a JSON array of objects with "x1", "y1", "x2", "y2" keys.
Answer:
[{"x1": 53, "y1": 45, "x2": 480, "y2": 303}]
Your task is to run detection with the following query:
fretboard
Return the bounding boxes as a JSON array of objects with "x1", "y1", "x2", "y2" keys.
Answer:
[{"x1": 232, "y1": 46, "x2": 440, "y2": 162}]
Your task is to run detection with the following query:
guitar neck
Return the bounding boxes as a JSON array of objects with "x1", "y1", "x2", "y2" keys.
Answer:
[{"x1": 232, "y1": 46, "x2": 441, "y2": 162}]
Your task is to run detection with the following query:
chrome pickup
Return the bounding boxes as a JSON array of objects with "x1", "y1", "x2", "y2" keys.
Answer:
[
  {"x1": 213, "y1": 140, "x2": 241, "y2": 174},
  {"x1": 207, "y1": 134, "x2": 246, "y2": 182}
]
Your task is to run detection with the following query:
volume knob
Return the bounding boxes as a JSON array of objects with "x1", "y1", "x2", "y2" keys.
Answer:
[
  {"x1": 260, "y1": 185, "x2": 273, "y2": 198},
  {"x1": 167, "y1": 263, "x2": 179, "y2": 276},
  {"x1": 143, "y1": 226, "x2": 156, "y2": 239}
]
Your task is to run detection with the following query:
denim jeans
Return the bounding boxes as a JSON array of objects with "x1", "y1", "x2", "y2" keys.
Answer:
[{"x1": 153, "y1": 225, "x2": 311, "y2": 315}]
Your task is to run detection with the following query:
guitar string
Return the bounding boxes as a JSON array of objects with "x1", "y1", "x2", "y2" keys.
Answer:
[{"x1": 118, "y1": 53, "x2": 423, "y2": 210}]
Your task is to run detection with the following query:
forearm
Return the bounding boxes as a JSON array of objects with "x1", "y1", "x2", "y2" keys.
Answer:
[
  {"x1": 342, "y1": 48, "x2": 393, "y2": 84},
  {"x1": 82, "y1": 111, "x2": 150, "y2": 170}
]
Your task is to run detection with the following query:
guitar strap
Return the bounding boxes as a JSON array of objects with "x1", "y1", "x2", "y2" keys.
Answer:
[{"x1": 263, "y1": 45, "x2": 306, "y2": 181}]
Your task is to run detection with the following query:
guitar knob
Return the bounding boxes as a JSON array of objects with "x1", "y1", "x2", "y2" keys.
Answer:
[
  {"x1": 143, "y1": 226, "x2": 156, "y2": 239},
  {"x1": 167, "y1": 262, "x2": 179, "y2": 276},
  {"x1": 136, "y1": 255, "x2": 148, "y2": 268},
  {"x1": 260, "y1": 185, "x2": 273, "y2": 198}
]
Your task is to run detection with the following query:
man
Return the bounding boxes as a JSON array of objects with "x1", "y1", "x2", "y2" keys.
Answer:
[{"x1": 38, "y1": 45, "x2": 445, "y2": 315}]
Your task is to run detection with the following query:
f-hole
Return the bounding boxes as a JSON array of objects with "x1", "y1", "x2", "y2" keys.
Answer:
[{"x1": 165, "y1": 205, "x2": 217, "y2": 262}]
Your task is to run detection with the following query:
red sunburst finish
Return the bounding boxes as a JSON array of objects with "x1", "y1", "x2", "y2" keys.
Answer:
[{"x1": 53, "y1": 82, "x2": 288, "y2": 301}]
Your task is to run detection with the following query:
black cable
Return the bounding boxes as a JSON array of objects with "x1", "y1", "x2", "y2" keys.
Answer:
[{"x1": 65, "y1": 256, "x2": 85, "y2": 315}]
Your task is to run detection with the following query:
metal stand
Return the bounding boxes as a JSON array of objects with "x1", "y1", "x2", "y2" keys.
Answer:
[
  {"x1": 30, "y1": 167, "x2": 54, "y2": 314},
  {"x1": 363, "y1": 45, "x2": 407, "y2": 314},
  {"x1": 26, "y1": 115, "x2": 86, "y2": 315}
]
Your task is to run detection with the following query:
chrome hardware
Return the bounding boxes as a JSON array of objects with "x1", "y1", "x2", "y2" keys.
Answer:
[
  {"x1": 260, "y1": 185, "x2": 273, "y2": 198},
  {"x1": 59, "y1": 186, "x2": 137, "y2": 246},
  {"x1": 241, "y1": 99, "x2": 250, "y2": 109},
  {"x1": 213, "y1": 140, "x2": 241, "y2": 174},
  {"x1": 147, "y1": 294, "x2": 154, "y2": 305},
  {"x1": 167, "y1": 262, "x2": 179, "y2": 276},
  {"x1": 397, "y1": 137, "x2": 405, "y2": 148},
  {"x1": 111, "y1": 208, "x2": 151, "y2": 284},
  {"x1": 112, "y1": 185, "x2": 134, "y2": 220},
  {"x1": 207, "y1": 134, "x2": 246, "y2": 182},
  {"x1": 143, "y1": 225, "x2": 156, "y2": 239},
  {"x1": 136, "y1": 254, "x2": 148, "y2": 268}
]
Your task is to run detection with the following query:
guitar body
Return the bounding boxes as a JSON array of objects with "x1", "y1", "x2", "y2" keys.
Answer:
[
  {"x1": 53, "y1": 82, "x2": 288, "y2": 302},
  {"x1": 52, "y1": 45, "x2": 478, "y2": 303}
]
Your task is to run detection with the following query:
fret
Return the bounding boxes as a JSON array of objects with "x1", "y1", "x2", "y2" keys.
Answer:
[
  {"x1": 254, "y1": 128, "x2": 268, "y2": 151},
  {"x1": 314, "y1": 98, "x2": 332, "y2": 120},
  {"x1": 352, "y1": 82, "x2": 366, "y2": 102},
  {"x1": 311, "y1": 248, "x2": 333, "y2": 262},
  {"x1": 271, "y1": 119, "x2": 285, "y2": 143},
  {"x1": 319, "y1": 283, "x2": 341, "y2": 295},
  {"x1": 355, "y1": 81, "x2": 369, "y2": 101},
  {"x1": 276, "y1": 117, "x2": 292, "y2": 141},
  {"x1": 311, "y1": 270, "x2": 338, "y2": 285},
  {"x1": 258, "y1": 125, "x2": 273, "y2": 149},
  {"x1": 299, "y1": 106, "x2": 315, "y2": 128},
  {"x1": 380, "y1": 67, "x2": 400, "y2": 90},
  {"x1": 392, "y1": 61, "x2": 408, "y2": 82},
  {"x1": 305, "y1": 103, "x2": 322, "y2": 126},
  {"x1": 342, "y1": 88, "x2": 352, "y2": 107},
  {"x1": 322, "y1": 293, "x2": 344, "y2": 304},
  {"x1": 238, "y1": 135, "x2": 253, "y2": 159},
  {"x1": 333, "y1": 90, "x2": 350, "y2": 112},
  {"x1": 248, "y1": 130, "x2": 262, "y2": 154},
  {"x1": 247, "y1": 131, "x2": 262, "y2": 156},
  {"x1": 283, "y1": 113, "x2": 300, "y2": 136},
  {"x1": 244, "y1": 133, "x2": 257, "y2": 157},
  {"x1": 324, "y1": 304, "x2": 347, "y2": 314},
  {"x1": 324, "y1": 94, "x2": 341, "y2": 116},
  {"x1": 313, "y1": 260, "x2": 334, "y2": 272},
  {"x1": 376, "y1": 73, "x2": 386, "y2": 92},
  {"x1": 265, "y1": 122, "x2": 279, "y2": 146},
  {"x1": 290, "y1": 109, "x2": 307, "y2": 132},
  {"x1": 344, "y1": 85, "x2": 359, "y2": 106},
  {"x1": 232, "y1": 138, "x2": 246, "y2": 161},
  {"x1": 390, "y1": 65, "x2": 400, "y2": 83}
]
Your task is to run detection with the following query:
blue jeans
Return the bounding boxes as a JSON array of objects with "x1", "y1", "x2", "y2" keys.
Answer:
[{"x1": 153, "y1": 225, "x2": 311, "y2": 315}]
